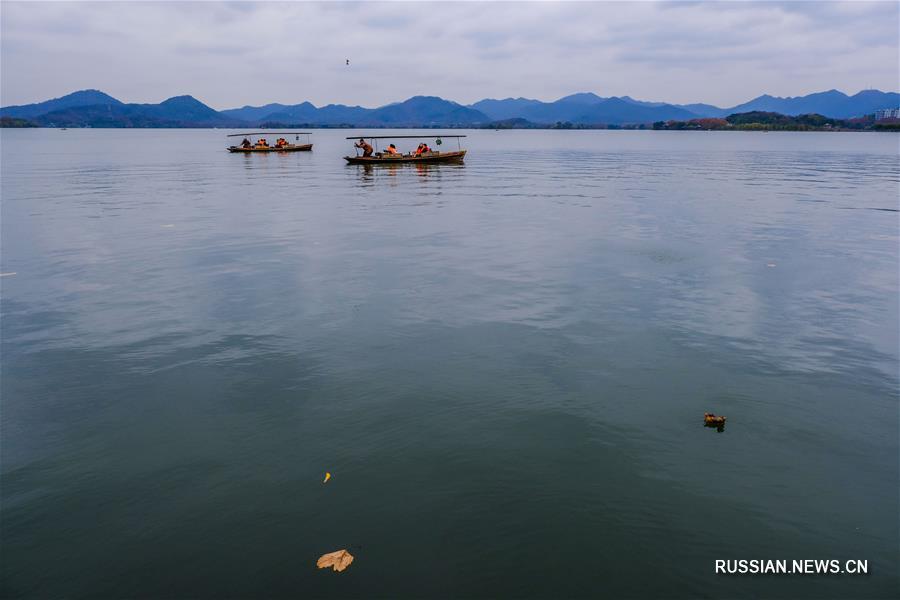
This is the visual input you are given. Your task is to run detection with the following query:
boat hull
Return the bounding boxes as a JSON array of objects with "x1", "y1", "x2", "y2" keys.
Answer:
[
  {"x1": 228, "y1": 144, "x2": 313, "y2": 153},
  {"x1": 344, "y1": 150, "x2": 466, "y2": 165}
]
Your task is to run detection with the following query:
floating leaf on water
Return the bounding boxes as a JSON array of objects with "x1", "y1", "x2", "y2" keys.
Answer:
[
  {"x1": 317, "y1": 549, "x2": 354, "y2": 572},
  {"x1": 323, "y1": 472, "x2": 331, "y2": 483}
]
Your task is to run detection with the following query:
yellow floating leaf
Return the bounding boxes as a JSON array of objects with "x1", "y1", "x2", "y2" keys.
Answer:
[
  {"x1": 317, "y1": 549, "x2": 354, "y2": 572},
  {"x1": 323, "y1": 472, "x2": 331, "y2": 483}
]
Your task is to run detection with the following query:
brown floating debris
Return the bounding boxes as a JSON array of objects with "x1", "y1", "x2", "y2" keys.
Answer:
[
  {"x1": 704, "y1": 413, "x2": 726, "y2": 425},
  {"x1": 317, "y1": 549, "x2": 354, "y2": 572},
  {"x1": 704, "y1": 412, "x2": 727, "y2": 431}
]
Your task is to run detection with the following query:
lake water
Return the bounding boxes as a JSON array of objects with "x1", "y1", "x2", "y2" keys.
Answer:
[{"x1": 1, "y1": 129, "x2": 898, "y2": 599}]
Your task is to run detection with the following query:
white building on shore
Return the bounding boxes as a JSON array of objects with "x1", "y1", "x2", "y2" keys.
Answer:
[{"x1": 874, "y1": 108, "x2": 900, "y2": 120}]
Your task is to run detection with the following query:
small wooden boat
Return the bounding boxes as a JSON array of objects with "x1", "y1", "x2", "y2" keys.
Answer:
[
  {"x1": 344, "y1": 150, "x2": 466, "y2": 164},
  {"x1": 227, "y1": 132, "x2": 312, "y2": 153},
  {"x1": 228, "y1": 144, "x2": 312, "y2": 153},
  {"x1": 344, "y1": 135, "x2": 466, "y2": 164}
]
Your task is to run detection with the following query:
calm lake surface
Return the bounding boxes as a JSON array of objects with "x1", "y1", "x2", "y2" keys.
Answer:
[{"x1": 1, "y1": 129, "x2": 898, "y2": 599}]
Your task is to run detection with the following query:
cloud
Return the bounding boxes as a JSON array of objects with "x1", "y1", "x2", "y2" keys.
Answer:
[{"x1": 1, "y1": 1, "x2": 897, "y2": 109}]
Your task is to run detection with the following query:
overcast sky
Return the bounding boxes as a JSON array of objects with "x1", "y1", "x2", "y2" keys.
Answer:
[{"x1": 2, "y1": 1, "x2": 898, "y2": 110}]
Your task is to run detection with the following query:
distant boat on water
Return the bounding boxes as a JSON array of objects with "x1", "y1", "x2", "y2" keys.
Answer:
[{"x1": 226, "y1": 132, "x2": 313, "y2": 153}]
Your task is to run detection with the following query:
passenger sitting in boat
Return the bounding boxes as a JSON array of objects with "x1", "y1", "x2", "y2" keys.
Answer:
[
  {"x1": 355, "y1": 138, "x2": 373, "y2": 157},
  {"x1": 241, "y1": 138, "x2": 251, "y2": 148},
  {"x1": 415, "y1": 143, "x2": 425, "y2": 156},
  {"x1": 385, "y1": 143, "x2": 400, "y2": 155},
  {"x1": 421, "y1": 143, "x2": 431, "y2": 153},
  {"x1": 257, "y1": 138, "x2": 268, "y2": 147}
]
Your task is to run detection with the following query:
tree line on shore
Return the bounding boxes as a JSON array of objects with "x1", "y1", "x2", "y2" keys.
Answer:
[
  {"x1": 651, "y1": 111, "x2": 900, "y2": 131},
  {"x1": 4, "y1": 111, "x2": 898, "y2": 132}
]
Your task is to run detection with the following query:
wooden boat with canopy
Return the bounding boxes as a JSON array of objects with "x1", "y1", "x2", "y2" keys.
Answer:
[
  {"x1": 344, "y1": 135, "x2": 466, "y2": 164},
  {"x1": 227, "y1": 132, "x2": 312, "y2": 153}
]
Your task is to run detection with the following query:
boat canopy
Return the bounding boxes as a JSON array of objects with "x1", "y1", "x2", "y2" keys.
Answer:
[
  {"x1": 345, "y1": 135, "x2": 466, "y2": 139},
  {"x1": 348, "y1": 134, "x2": 465, "y2": 152},
  {"x1": 228, "y1": 132, "x2": 312, "y2": 137}
]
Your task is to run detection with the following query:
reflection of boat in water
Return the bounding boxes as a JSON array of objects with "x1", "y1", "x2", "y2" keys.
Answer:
[
  {"x1": 344, "y1": 134, "x2": 466, "y2": 164},
  {"x1": 227, "y1": 132, "x2": 312, "y2": 153},
  {"x1": 356, "y1": 161, "x2": 449, "y2": 181}
]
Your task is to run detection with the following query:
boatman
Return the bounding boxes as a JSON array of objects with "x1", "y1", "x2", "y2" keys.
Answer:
[{"x1": 355, "y1": 138, "x2": 373, "y2": 157}]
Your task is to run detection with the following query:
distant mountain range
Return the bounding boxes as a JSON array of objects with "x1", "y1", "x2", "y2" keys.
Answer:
[
  {"x1": 0, "y1": 90, "x2": 243, "y2": 128},
  {"x1": 222, "y1": 96, "x2": 489, "y2": 127},
  {"x1": 470, "y1": 92, "x2": 697, "y2": 123},
  {"x1": 2, "y1": 88, "x2": 897, "y2": 128}
]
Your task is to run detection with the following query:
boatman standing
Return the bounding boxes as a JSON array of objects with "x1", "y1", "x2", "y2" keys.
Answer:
[{"x1": 355, "y1": 138, "x2": 373, "y2": 157}]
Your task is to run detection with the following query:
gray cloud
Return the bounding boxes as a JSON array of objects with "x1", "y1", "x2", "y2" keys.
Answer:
[{"x1": 1, "y1": 1, "x2": 897, "y2": 109}]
